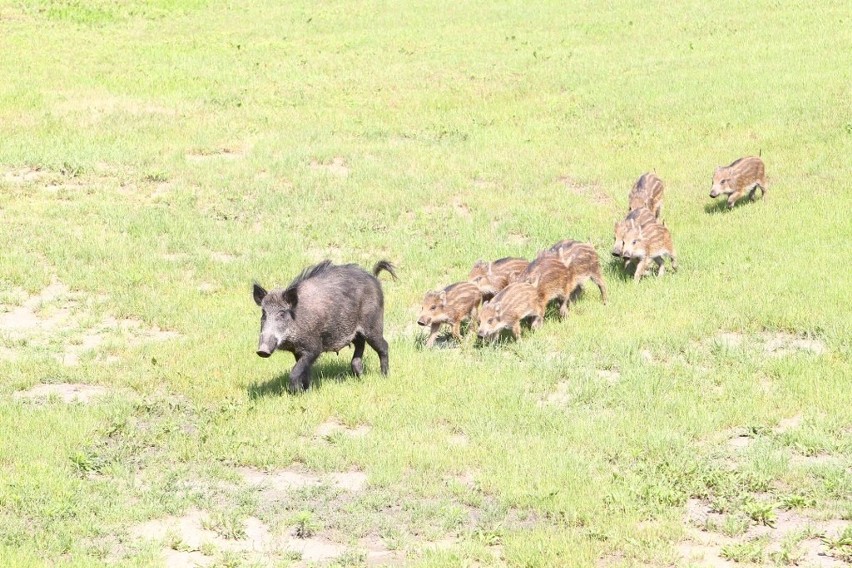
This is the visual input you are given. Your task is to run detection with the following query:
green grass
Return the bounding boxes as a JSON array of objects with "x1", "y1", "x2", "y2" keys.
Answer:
[{"x1": 1, "y1": 1, "x2": 850, "y2": 566}]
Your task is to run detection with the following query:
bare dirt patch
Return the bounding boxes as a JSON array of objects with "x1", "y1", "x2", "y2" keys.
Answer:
[
  {"x1": 597, "y1": 369, "x2": 621, "y2": 384},
  {"x1": 0, "y1": 282, "x2": 76, "y2": 338},
  {"x1": 558, "y1": 176, "x2": 615, "y2": 206},
  {"x1": 315, "y1": 418, "x2": 371, "y2": 440},
  {"x1": 238, "y1": 466, "x2": 368, "y2": 494},
  {"x1": 453, "y1": 199, "x2": 472, "y2": 219},
  {"x1": 538, "y1": 381, "x2": 571, "y2": 408},
  {"x1": 762, "y1": 332, "x2": 826, "y2": 356},
  {"x1": 3, "y1": 167, "x2": 48, "y2": 184},
  {"x1": 448, "y1": 433, "x2": 470, "y2": 447},
  {"x1": 774, "y1": 414, "x2": 803, "y2": 434},
  {"x1": 185, "y1": 148, "x2": 244, "y2": 163},
  {"x1": 309, "y1": 157, "x2": 349, "y2": 177},
  {"x1": 130, "y1": 509, "x2": 274, "y2": 566},
  {"x1": 13, "y1": 383, "x2": 109, "y2": 404},
  {"x1": 210, "y1": 251, "x2": 237, "y2": 263},
  {"x1": 681, "y1": 498, "x2": 850, "y2": 567}
]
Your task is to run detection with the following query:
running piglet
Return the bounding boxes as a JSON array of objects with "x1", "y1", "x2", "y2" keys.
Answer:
[
  {"x1": 468, "y1": 257, "x2": 529, "y2": 300},
  {"x1": 417, "y1": 282, "x2": 481, "y2": 347},
  {"x1": 477, "y1": 282, "x2": 545, "y2": 341},
  {"x1": 710, "y1": 156, "x2": 766, "y2": 208}
]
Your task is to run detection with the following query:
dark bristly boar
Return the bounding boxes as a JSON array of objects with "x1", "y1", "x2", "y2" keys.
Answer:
[
  {"x1": 710, "y1": 156, "x2": 766, "y2": 208},
  {"x1": 628, "y1": 172, "x2": 665, "y2": 218},
  {"x1": 612, "y1": 207, "x2": 656, "y2": 260},
  {"x1": 476, "y1": 282, "x2": 544, "y2": 340},
  {"x1": 620, "y1": 218, "x2": 677, "y2": 281},
  {"x1": 468, "y1": 257, "x2": 530, "y2": 300},
  {"x1": 417, "y1": 282, "x2": 482, "y2": 347},
  {"x1": 549, "y1": 242, "x2": 608, "y2": 305},
  {"x1": 253, "y1": 260, "x2": 397, "y2": 391}
]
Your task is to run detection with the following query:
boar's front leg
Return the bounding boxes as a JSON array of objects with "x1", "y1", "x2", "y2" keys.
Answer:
[
  {"x1": 289, "y1": 351, "x2": 320, "y2": 392},
  {"x1": 351, "y1": 335, "x2": 366, "y2": 377}
]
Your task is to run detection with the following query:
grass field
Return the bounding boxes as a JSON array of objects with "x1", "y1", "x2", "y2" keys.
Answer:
[{"x1": 1, "y1": 1, "x2": 850, "y2": 566}]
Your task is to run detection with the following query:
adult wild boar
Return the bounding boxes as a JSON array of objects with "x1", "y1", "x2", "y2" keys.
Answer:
[{"x1": 253, "y1": 260, "x2": 396, "y2": 391}]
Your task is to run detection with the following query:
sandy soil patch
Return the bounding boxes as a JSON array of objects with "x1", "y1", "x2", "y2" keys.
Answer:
[
  {"x1": 597, "y1": 369, "x2": 621, "y2": 383},
  {"x1": 309, "y1": 157, "x2": 349, "y2": 177},
  {"x1": 130, "y1": 510, "x2": 275, "y2": 566},
  {"x1": 185, "y1": 148, "x2": 244, "y2": 163},
  {"x1": 315, "y1": 418, "x2": 371, "y2": 440},
  {"x1": 448, "y1": 433, "x2": 469, "y2": 447},
  {"x1": 2, "y1": 167, "x2": 48, "y2": 184},
  {"x1": 0, "y1": 282, "x2": 75, "y2": 337},
  {"x1": 681, "y1": 498, "x2": 849, "y2": 567},
  {"x1": 774, "y1": 414, "x2": 803, "y2": 434},
  {"x1": 210, "y1": 251, "x2": 237, "y2": 263},
  {"x1": 359, "y1": 536, "x2": 406, "y2": 566},
  {"x1": 453, "y1": 199, "x2": 472, "y2": 219},
  {"x1": 762, "y1": 332, "x2": 826, "y2": 356},
  {"x1": 558, "y1": 176, "x2": 615, "y2": 206},
  {"x1": 238, "y1": 466, "x2": 368, "y2": 494},
  {"x1": 13, "y1": 383, "x2": 109, "y2": 404},
  {"x1": 162, "y1": 253, "x2": 189, "y2": 262},
  {"x1": 538, "y1": 381, "x2": 571, "y2": 408}
]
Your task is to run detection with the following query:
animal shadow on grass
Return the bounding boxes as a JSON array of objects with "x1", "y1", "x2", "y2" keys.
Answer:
[
  {"x1": 414, "y1": 320, "x2": 476, "y2": 350},
  {"x1": 607, "y1": 258, "x2": 635, "y2": 282},
  {"x1": 247, "y1": 358, "x2": 357, "y2": 398},
  {"x1": 703, "y1": 193, "x2": 764, "y2": 214}
]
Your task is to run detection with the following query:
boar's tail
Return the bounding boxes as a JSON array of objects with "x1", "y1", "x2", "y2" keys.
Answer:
[{"x1": 373, "y1": 260, "x2": 398, "y2": 281}]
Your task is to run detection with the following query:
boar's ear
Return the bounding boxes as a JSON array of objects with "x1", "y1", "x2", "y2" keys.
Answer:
[
  {"x1": 253, "y1": 283, "x2": 267, "y2": 306},
  {"x1": 486, "y1": 262, "x2": 494, "y2": 276},
  {"x1": 282, "y1": 287, "x2": 298, "y2": 308},
  {"x1": 438, "y1": 290, "x2": 447, "y2": 302}
]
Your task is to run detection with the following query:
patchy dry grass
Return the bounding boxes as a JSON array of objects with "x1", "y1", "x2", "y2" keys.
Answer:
[{"x1": 1, "y1": 0, "x2": 850, "y2": 566}]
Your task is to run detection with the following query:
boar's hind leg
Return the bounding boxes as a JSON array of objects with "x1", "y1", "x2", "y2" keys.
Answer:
[
  {"x1": 654, "y1": 257, "x2": 666, "y2": 277},
  {"x1": 351, "y1": 335, "x2": 366, "y2": 377},
  {"x1": 365, "y1": 333, "x2": 390, "y2": 375},
  {"x1": 290, "y1": 352, "x2": 320, "y2": 392}
]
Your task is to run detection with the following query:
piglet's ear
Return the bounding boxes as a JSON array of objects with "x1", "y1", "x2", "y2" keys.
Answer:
[
  {"x1": 253, "y1": 283, "x2": 267, "y2": 306},
  {"x1": 438, "y1": 290, "x2": 447, "y2": 302}
]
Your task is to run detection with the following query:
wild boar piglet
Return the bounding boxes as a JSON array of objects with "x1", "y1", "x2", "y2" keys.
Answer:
[
  {"x1": 628, "y1": 172, "x2": 665, "y2": 219},
  {"x1": 417, "y1": 282, "x2": 481, "y2": 347},
  {"x1": 477, "y1": 282, "x2": 544, "y2": 341},
  {"x1": 468, "y1": 257, "x2": 529, "y2": 300},
  {"x1": 620, "y1": 219, "x2": 677, "y2": 282},
  {"x1": 710, "y1": 156, "x2": 766, "y2": 208}
]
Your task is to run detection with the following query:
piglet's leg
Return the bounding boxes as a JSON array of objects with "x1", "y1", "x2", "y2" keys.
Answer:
[{"x1": 426, "y1": 323, "x2": 441, "y2": 347}]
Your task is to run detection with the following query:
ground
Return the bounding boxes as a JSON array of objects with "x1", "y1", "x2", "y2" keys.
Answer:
[{"x1": 0, "y1": 1, "x2": 850, "y2": 567}]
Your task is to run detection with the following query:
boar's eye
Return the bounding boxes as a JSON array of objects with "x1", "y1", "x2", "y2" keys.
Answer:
[
  {"x1": 632, "y1": 239, "x2": 638, "y2": 245},
  {"x1": 278, "y1": 309, "x2": 288, "y2": 317},
  {"x1": 487, "y1": 318, "x2": 494, "y2": 324},
  {"x1": 429, "y1": 305, "x2": 437, "y2": 310}
]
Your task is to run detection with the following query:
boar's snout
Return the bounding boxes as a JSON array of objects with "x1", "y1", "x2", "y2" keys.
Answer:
[
  {"x1": 709, "y1": 189, "x2": 719, "y2": 198},
  {"x1": 256, "y1": 349, "x2": 272, "y2": 358},
  {"x1": 417, "y1": 317, "x2": 429, "y2": 326}
]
